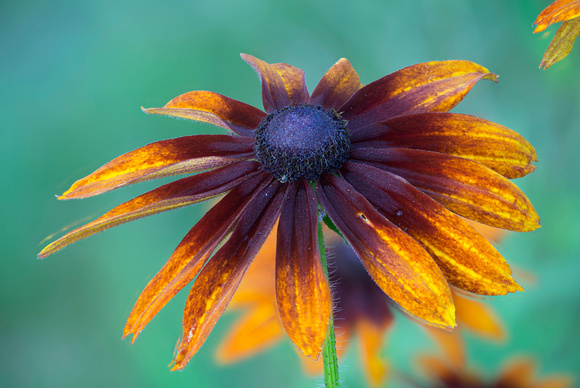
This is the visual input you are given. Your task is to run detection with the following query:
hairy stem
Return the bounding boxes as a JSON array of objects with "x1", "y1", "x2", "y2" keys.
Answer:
[{"x1": 318, "y1": 221, "x2": 339, "y2": 387}]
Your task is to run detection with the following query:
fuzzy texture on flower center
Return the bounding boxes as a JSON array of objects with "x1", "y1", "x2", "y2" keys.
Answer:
[{"x1": 255, "y1": 104, "x2": 350, "y2": 183}]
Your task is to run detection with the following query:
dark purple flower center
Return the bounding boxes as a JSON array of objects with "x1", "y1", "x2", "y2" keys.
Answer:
[{"x1": 255, "y1": 104, "x2": 350, "y2": 183}]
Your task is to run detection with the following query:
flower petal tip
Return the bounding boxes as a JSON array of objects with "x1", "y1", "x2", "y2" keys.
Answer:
[
  {"x1": 121, "y1": 325, "x2": 141, "y2": 344},
  {"x1": 484, "y1": 73, "x2": 500, "y2": 83},
  {"x1": 37, "y1": 244, "x2": 57, "y2": 259},
  {"x1": 141, "y1": 107, "x2": 161, "y2": 115},
  {"x1": 440, "y1": 307, "x2": 457, "y2": 330},
  {"x1": 426, "y1": 302, "x2": 457, "y2": 330},
  {"x1": 170, "y1": 353, "x2": 189, "y2": 371},
  {"x1": 533, "y1": 25, "x2": 545, "y2": 34}
]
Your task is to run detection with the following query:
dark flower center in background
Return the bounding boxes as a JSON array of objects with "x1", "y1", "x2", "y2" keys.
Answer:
[{"x1": 255, "y1": 104, "x2": 350, "y2": 183}]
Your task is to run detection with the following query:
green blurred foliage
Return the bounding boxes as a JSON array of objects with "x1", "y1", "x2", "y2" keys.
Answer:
[{"x1": 1, "y1": 0, "x2": 579, "y2": 387}]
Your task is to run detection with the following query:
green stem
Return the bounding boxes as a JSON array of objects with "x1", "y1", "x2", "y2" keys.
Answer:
[{"x1": 318, "y1": 221, "x2": 340, "y2": 387}]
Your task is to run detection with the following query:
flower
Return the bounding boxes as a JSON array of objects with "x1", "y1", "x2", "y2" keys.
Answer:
[
  {"x1": 416, "y1": 355, "x2": 574, "y2": 388},
  {"x1": 217, "y1": 224, "x2": 506, "y2": 387},
  {"x1": 39, "y1": 54, "x2": 539, "y2": 370},
  {"x1": 534, "y1": 0, "x2": 580, "y2": 69}
]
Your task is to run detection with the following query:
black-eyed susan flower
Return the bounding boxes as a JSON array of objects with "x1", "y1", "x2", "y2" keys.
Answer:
[
  {"x1": 415, "y1": 355, "x2": 574, "y2": 388},
  {"x1": 39, "y1": 54, "x2": 539, "y2": 370},
  {"x1": 218, "y1": 225, "x2": 507, "y2": 387},
  {"x1": 534, "y1": 0, "x2": 580, "y2": 69}
]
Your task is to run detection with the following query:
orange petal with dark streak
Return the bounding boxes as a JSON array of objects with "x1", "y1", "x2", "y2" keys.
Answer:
[
  {"x1": 350, "y1": 148, "x2": 540, "y2": 232},
  {"x1": 318, "y1": 174, "x2": 456, "y2": 329},
  {"x1": 276, "y1": 181, "x2": 331, "y2": 358},
  {"x1": 143, "y1": 91, "x2": 265, "y2": 137},
  {"x1": 39, "y1": 162, "x2": 261, "y2": 258},
  {"x1": 123, "y1": 173, "x2": 270, "y2": 341},
  {"x1": 310, "y1": 58, "x2": 363, "y2": 110},
  {"x1": 172, "y1": 180, "x2": 287, "y2": 370},
  {"x1": 351, "y1": 112, "x2": 537, "y2": 179},
  {"x1": 59, "y1": 135, "x2": 255, "y2": 199},
  {"x1": 341, "y1": 60, "x2": 498, "y2": 130},
  {"x1": 533, "y1": 0, "x2": 580, "y2": 33},
  {"x1": 343, "y1": 161, "x2": 522, "y2": 296},
  {"x1": 241, "y1": 54, "x2": 309, "y2": 113}
]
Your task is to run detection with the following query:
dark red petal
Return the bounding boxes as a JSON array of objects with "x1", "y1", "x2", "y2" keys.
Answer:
[
  {"x1": 122, "y1": 172, "x2": 272, "y2": 341},
  {"x1": 342, "y1": 161, "x2": 522, "y2": 295},
  {"x1": 172, "y1": 180, "x2": 288, "y2": 370},
  {"x1": 340, "y1": 61, "x2": 497, "y2": 130},
  {"x1": 310, "y1": 58, "x2": 363, "y2": 110},
  {"x1": 39, "y1": 161, "x2": 262, "y2": 258},
  {"x1": 241, "y1": 54, "x2": 309, "y2": 113},
  {"x1": 317, "y1": 174, "x2": 455, "y2": 329},
  {"x1": 142, "y1": 90, "x2": 265, "y2": 137},
  {"x1": 349, "y1": 148, "x2": 540, "y2": 232},
  {"x1": 276, "y1": 181, "x2": 331, "y2": 358},
  {"x1": 59, "y1": 135, "x2": 255, "y2": 199},
  {"x1": 351, "y1": 112, "x2": 537, "y2": 179}
]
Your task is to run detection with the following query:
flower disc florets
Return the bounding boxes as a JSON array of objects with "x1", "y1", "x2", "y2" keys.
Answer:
[{"x1": 255, "y1": 104, "x2": 350, "y2": 183}]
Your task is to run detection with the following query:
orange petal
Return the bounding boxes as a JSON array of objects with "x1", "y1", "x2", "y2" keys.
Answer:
[
  {"x1": 310, "y1": 58, "x2": 363, "y2": 110},
  {"x1": 229, "y1": 224, "x2": 278, "y2": 306},
  {"x1": 216, "y1": 303, "x2": 285, "y2": 364},
  {"x1": 39, "y1": 162, "x2": 261, "y2": 258},
  {"x1": 539, "y1": 18, "x2": 580, "y2": 69},
  {"x1": 533, "y1": 376, "x2": 575, "y2": 388},
  {"x1": 341, "y1": 60, "x2": 498, "y2": 130},
  {"x1": 496, "y1": 357, "x2": 536, "y2": 387},
  {"x1": 123, "y1": 173, "x2": 270, "y2": 341},
  {"x1": 351, "y1": 112, "x2": 538, "y2": 179},
  {"x1": 356, "y1": 318, "x2": 392, "y2": 387},
  {"x1": 453, "y1": 292, "x2": 506, "y2": 341},
  {"x1": 350, "y1": 148, "x2": 540, "y2": 232},
  {"x1": 423, "y1": 325, "x2": 465, "y2": 371},
  {"x1": 241, "y1": 53, "x2": 309, "y2": 113},
  {"x1": 534, "y1": 0, "x2": 580, "y2": 33},
  {"x1": 142, "y1": 90, "x2": 265, "y2": 137},
  {"x1": 343, "y1": 161, "x2": 522, "y2": 296},
  {"x1": 276, "y1": 181, "x2": 331, "y2": 358},
  {"x1": 59, "y1": 135, "x2": 254, "y2": 199},
  {"x1": 417, "y1": 354, "x2": 459, "y2": 383},
  {"x1": 172, "y1": 180, "x2": 287, "y2": 370},
  {"x1": 318, "y1": 174, "x2": 456, "y2": 329}
]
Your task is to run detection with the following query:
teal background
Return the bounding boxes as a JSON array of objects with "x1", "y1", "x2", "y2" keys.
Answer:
[{"x1": 2, "y1": 0, "x2": 579, "y2": 387}]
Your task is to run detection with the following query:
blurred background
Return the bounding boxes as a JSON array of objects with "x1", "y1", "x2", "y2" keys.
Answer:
[{"x1": 2, "y1": 0, "x2": 579, "y2": 387}]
